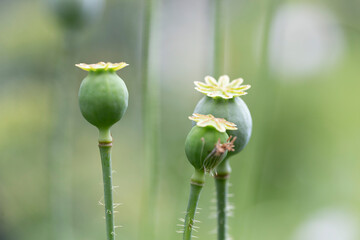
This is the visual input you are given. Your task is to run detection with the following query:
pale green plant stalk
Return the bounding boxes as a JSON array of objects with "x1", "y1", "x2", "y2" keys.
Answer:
[
  {"x1": 214, "y1": 160, "x2": 231, "y2": 240},
  {"x1": 183, "y1": 170, "x2": 205, "y2": 240},
  {"x1": 246, "y1": 0, "x2": 281, "y2": 206},
  {"x1": 139, "y1": 0, "x2": 160, "y2": 239},
  {"x1": 49, "y1": 29, "x2": 76, "y2": 240},
  {"x1": 99, "y1": 136, "x2": 116, "y2": 240}
]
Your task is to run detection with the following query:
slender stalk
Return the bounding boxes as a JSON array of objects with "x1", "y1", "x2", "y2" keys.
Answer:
[
  {"x1": 140, "y1": 0, "x2": 153, "y2": 94},
  {"x1": 183, "y1": 184, "x2": 203, "y2": 240},
  {"x1": 49, "y1": 29, "x2": 76, "y2": 240},
  {"x1": 214, "y1": 159, "x2": 231, "y2": 240},
  {"x1": 183, "y1": 170, "x2": 205, "y2": 240},
  {"x1": 215, "y1": 178, "x2": 228, "y2": 240},
  {"x1": 248, "y1": 0, "x2": 281, "y2": 204},
  {"x1": 99, "y1": 132, "x2": 115, "y2": 240}
]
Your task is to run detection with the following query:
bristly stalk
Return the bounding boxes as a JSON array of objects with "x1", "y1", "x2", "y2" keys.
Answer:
[
  {"x1": 183, "y1": 170, "x2": 205, "y2": 240},
  {"x1": 99, "y1": 131, "x2": 115, "y2": 240},
  {"x1": 214, "y1": 159, "x2": 231, "y2": 240}
]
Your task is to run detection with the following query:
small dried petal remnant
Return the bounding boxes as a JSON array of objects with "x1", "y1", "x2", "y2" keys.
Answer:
[
  {"x1": 75, "y1": 62, "x2": 129, "y2": 72},
  {"x1": 202, "y1": 136, "x2": 236, "y2": 172},
  {"x1": 189, "y1": 113, "x2": 237, "y2": 132},
  {"x1": 214, "y1": 136, "x2": 236, "y2": 156},
  {"x1": 194, "y1": 75, "x2": 251, "y2": 99}
]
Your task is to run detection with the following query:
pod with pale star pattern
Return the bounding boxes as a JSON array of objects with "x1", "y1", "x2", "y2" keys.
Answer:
[
  {"x1": 76, "y1": 62, "x2": 129, "y2": 140},
  {"x1": 185, "y1": 114, "x2": 237, "y2": 172},
  {"x1": 193, "y1": 75, "x2": 252, "y2": 157}
]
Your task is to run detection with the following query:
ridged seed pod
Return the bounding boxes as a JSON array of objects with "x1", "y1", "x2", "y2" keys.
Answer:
[
  {"x1": 185, "y1": 114, "x2": 237, "y2": 172},
  {"x1": 193, "y1": 75, "x2": 252, "y2": 158},
  {"x1": 76, "y1": 62, "x2": 129, "y2": 141}
]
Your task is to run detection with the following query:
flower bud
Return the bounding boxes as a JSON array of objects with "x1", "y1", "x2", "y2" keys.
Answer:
[
  {"x1": 193, "y1": 75, "x2": 252, "y2": 157},
  {"x1": 185, "y1": 114, "x2": 236, "y2": 172},
  {"x1": 76, "y1": 62, "x2": 129, "y2": 131}
]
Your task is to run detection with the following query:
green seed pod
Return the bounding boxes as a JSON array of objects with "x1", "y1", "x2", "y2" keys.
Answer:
[
  {"x1": 185, "y1": 114, "x2": 237, "y2": 172},
  {"x1": 76, "y1": 62, "x2": 129, "y2": 141},
  {"x1": 193, "y1": 75, "x2": 252, "y2": 157}
]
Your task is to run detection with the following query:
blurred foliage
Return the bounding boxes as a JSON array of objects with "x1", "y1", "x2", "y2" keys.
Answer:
[{"x1": 0, "y1": 0, "x2": 360, "y2": 240}]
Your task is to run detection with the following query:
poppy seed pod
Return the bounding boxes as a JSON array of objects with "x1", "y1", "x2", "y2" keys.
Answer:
[
  {"x1": 193, "y1": 75, "x2": 252, "y2": 157},
  {"x1": 76, "y1": 62, "x2": 129, "y2": 139},
  {"x1": 185, "y1": 114, "x2": 237, "y2": 172}
]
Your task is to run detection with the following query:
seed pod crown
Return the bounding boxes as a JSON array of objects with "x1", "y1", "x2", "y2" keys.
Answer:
[
  {"x1": 185, "y1": 114, "x2": 237, "y2": 172},
  {"x1": 194, "y1": 75, "x2": 250, "y2": 99},
  {"x1": 76, "y1": 62, "x2": 129, "y2": 132},
  {"x1": 193, "y1": 75, "x2": 252, "y2": 157}
]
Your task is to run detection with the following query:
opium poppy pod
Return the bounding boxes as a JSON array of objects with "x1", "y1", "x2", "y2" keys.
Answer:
[
  {"x1": 185, "y1": 114, "x2": 237, "y2": 172},
  {"x1": 76, "y1": 62, "x2": 129, "y2": 142},
  {"x1": 193, "y1": 75, "x2": 252, "y2": 158}
]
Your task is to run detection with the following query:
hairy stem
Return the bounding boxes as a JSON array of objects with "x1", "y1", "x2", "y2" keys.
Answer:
[
  {"x1": 214, "y1": 159, "x2": 231, "y2": 240},
  {"x1": 99, "y1": 135, "x2": 115, "y2": 240},
  {"x1": 183, "y1": 170, "x2": 205, "y2": 240},
  {"x1": 215, "y1": 178, "x2": 229, "y2": 240}
]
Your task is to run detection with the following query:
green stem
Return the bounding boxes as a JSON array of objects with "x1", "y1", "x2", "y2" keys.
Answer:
[
  {"x1": 183, "y1": 184, "x2": 202, "y2": 240},
  {"x1": 183, "y1": 170, "x2": 205, "y2": 240},
  {"x1": 214, "y1": 159, "x2": 231, "y2": 240},
  {"x1": 99, "y1": 128, "x2": 113, "y2": 143},
  {"x1": 99, "y1": 136, "x2": 115, "y2": 240},
  {"x1": 139, "y1": 0, "x2": 160, "y2": 239},
  {"x1": 140, "y1": 0, "x2": 152, "y2": 93},
  {"x1": 215, "y1": 178, "x2": 229, "y2": 240},
  {"x1": 249, "y1": 0, "x2": 281, "y2": 204},
  {"x1": 49, "y1": 29, "x2": 76, "y2": 240}
]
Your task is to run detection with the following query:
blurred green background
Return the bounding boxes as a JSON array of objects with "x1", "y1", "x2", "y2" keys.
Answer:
[{"x1": 1, "y1": 0, "x2": 360, "y2": 240}]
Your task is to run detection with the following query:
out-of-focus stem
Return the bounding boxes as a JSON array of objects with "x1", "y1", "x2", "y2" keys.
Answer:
[
  {"x1": 249, "y1": 0, "x2": 282, "y2": 204},
  {"x1": 49, "y1": 29, "x2": 76, "y2": 240},
  {"x1": 213, "y1": 0, "x2": 225, "y2": 77},
  {"x1": 139, "y1": 0, "x2": 160, "y2": 239}
]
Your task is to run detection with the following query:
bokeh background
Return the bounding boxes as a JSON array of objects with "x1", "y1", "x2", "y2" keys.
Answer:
[{"x1": 1, "y1": 0, "x2": 360, "y2": 240}]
